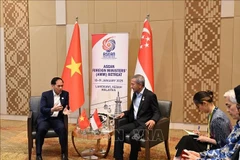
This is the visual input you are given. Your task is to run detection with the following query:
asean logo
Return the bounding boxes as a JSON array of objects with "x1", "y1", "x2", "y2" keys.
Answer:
[
  {"x1": 102, "y1": 37, "x2": 116, "y2": 52},
  {"x1": 102, "y1": 37, "x2": 116, "y2": 59}
]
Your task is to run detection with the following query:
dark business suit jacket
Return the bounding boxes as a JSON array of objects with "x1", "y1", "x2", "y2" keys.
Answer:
[
  {"x1": 123, "y1": 88, "x2": 161, "y2": 127},
  {"x1": 37, "y1": 90, "x2": 69, "y2": 124}
]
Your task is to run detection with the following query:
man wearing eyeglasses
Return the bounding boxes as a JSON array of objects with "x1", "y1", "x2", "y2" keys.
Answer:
[{"x1": 232, "y1": 85, "x2": 240, "y2": 160}]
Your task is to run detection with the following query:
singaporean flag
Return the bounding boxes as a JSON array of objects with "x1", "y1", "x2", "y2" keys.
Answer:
[
  {"x1": 134, "y1": 19, "x2": 154, "y2": 92},
  {"x1": 90, "y1": 109, "x2": 102, "y2": 130}
]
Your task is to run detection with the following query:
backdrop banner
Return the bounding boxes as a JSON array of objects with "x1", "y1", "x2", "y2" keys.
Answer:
[{"x1": 91, "y1": 33, "x2": 129, "y2": 128}]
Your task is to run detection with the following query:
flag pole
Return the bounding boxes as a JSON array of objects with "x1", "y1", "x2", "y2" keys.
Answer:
[
  {"x1": 75, "y1": 16, "x2": 81, "y2": 116},
  {"x1": 146, "y1": 14, "x2": 150, "y2": 20}
]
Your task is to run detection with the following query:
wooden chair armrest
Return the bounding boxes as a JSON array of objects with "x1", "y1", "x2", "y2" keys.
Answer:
[
  {"x1": 63, "y1": 115, "x2": 68, "y2": 132},
  {"x1": 28, "y1": 111, "x2": 33, "y2": 119},
  {"x1": 115, "y1": 117, "x2": 128, "y2": 129},
  {"x1": 145, "y1": 117, "x2": 170, "y2": 141},
  {"x1": 154, "y1": 117, "x2": 170, "y2": 140},
  {"x1": 156, "y1": 117, "x2": 169, "y2": 126},
  {"x1": 63, "y1": 114, "x2": 68, "y2": 156},
  {"x1": 27, "y1": 111, "x2": 33, "y2": 138}
]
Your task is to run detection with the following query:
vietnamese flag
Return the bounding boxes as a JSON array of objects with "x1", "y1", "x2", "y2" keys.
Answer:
[
  {"x1": 78, "y1": 109, "x2": 90, "y2": 130},
  {"x1": 134, "y1": 18, "x2": 154, "y2": 92},
  {"x1": 62, "y1": 23, "x2": 84, "y2": 112}
]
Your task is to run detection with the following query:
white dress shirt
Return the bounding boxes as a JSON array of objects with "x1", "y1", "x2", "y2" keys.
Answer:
[
  {"x1": 133, "y1": 88, "x2": 145, "y2": 119},
  {"x1": 51, "y1": 90, "x2": 61, "y2": 117}
]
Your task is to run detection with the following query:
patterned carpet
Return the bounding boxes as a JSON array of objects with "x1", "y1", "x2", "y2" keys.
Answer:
[{"x1": 0, "y1": 119, "x2": 186, "y2": 160}]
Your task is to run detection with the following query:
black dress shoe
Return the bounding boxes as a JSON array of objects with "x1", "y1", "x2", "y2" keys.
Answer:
[
  {"x1": 36, "y1": 155, "x2": 42, "y2": 160},
  {"x1": 61, "y1": 153, "x2": 68, "y2": 160}
]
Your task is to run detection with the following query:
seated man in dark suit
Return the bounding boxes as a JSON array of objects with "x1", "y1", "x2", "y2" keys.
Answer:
[
  {"x1": 113, "y1": 74, "x2": 161, "y2": 160},
  {"x1": 36, "y1": 77, "x2": 69, "y2": 160}
]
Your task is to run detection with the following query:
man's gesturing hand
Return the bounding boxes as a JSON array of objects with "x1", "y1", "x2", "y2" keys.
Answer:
[{"x1": 51, "y1": 105, "x2": 63, "y2": 112}]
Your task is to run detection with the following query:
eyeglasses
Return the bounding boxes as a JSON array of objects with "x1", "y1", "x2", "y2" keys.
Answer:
[{"x1": 237, "y1": 103, "x2": 240, "y2": 109}]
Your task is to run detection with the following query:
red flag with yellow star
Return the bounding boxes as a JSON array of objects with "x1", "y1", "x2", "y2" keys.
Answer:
[
  {"x1": 62, "y1": 23, "x2": 84, "y2": 112},
  {"x1": 78, "y1": 108, "x2": 90, "y2": 130}
]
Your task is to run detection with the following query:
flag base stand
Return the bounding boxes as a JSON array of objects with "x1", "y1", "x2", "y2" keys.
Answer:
[
  {"x1": 101, "y1": 128, "x2": 113, "y2": 134},
  {"x1": 81, "y1": 149, "x2": 98, "y2": 159},
  {"x1": 72, "y1": 128, "x2": 113, "y2": 159}
]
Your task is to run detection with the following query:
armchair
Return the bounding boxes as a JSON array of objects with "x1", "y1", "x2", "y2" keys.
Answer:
[
  {"x1": 115, "y1": 100, "x2": 172, "y2": 160},
  {"x1": 27, "y1": 96, "x2": 68, "y2": 160}
]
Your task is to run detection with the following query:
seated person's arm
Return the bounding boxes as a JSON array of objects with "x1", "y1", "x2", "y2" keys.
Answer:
[
  {"x1": 119, "y1": 110, "x2": 130, "y2": 118},
  {"x1": 146, "y1": 94, "x2": 161, "y2": 130},
  {"x1": 197, "y1": 117, "x2": 231, "y2": 146},
  {"x1": 40, "y1": 94, "x2": 52, "y2": 115},
  {"x1": 210, "y1": 117, "x2": 232, "y2": 147},
  {"x1": 150, "y1": 94, "x2": 161, "y2": 122},
  {"x1": 196, "y1": 136, "x2": 217, "y2": 145},
  {"x1": 118, "y1": 112, "x2": 125, "y2": 118},
  {"x1": 40, "y1": 94, "x2": 63, "y2": 115},
  {"x1": 181, "y1": 150, "x2": 201, "y2": 160}
]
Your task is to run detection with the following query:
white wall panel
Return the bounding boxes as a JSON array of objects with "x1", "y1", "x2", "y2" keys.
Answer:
[
  {"x1": 221, "y1": 0, "x2": 234, "y2": 17},
  {"x1": 56, "y1": 0, "x2": 66, "y2": 25},
  {"x1": 0, "y1": 27, "x2": 7, "y2": 114}
]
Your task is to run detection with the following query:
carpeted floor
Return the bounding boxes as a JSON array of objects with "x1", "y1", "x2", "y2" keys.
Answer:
[{"x1": 0, "y1": 119, "x2": 186, "y2": 160}]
